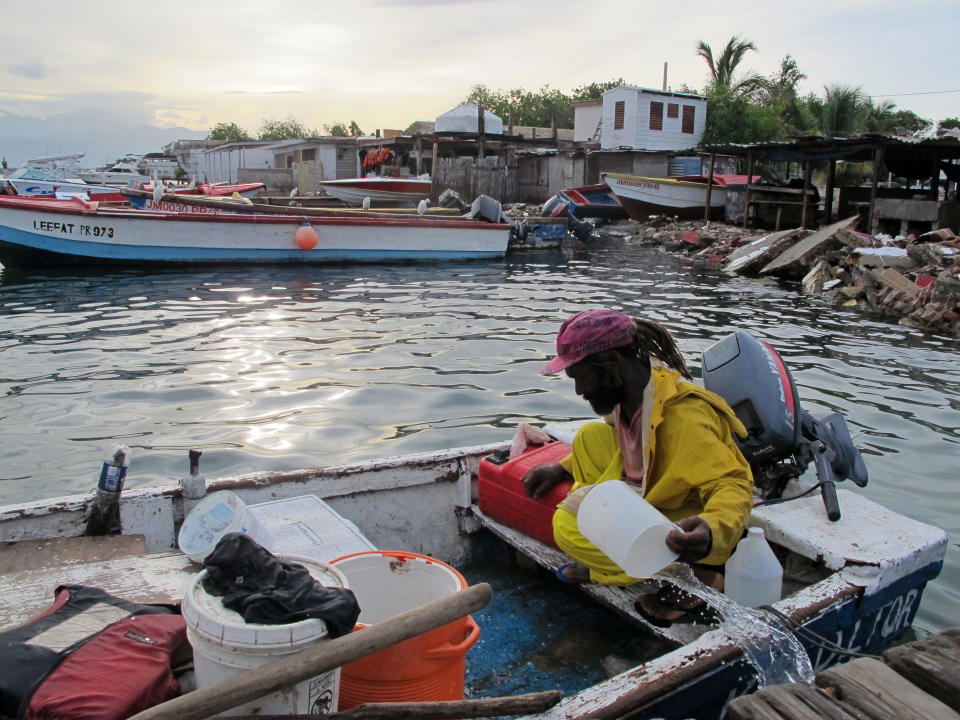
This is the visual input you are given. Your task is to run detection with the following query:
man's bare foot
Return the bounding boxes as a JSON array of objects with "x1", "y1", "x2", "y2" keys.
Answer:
[{"x1": 634, "y1": 567, "x2": 724, "y2": 625}]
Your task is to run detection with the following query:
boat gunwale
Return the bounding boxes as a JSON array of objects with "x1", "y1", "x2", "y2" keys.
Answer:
[
  {"x1": 602, "y1": 172, "x2": 730, "y2": 191},
  {"x1": 0, "y1": 198, "x2": 509, "y2": 231}
]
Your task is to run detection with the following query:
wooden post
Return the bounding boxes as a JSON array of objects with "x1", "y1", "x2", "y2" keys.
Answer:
[
  {"x1": 930, "y1": 155, "x2": 941, "y2": 201},
  {"x1": 743, "y1": 152, "x2": 754, "y2": 230},
  {"x1": 477, "y1": 105, "x2": 485, "y2": 163},
  {"x1": 415, "y1": 136, "x2": 423, "y2": 177},
  {"x1": 128, "y1": 583, "x2": 494, "y2": 720},
  {"x1": 824, "y1": 159, "x2": 836, "y2": 224},
  {"x1": 430, "y1": 141, "x2": 439, "y2": 202},
  {"x1": 867, "y1": 144, "x2": 884, "y2": 233},
  {"x1": 801, "y1": 160, "x2": 812, "y2": 228},
  {"x1": 704, "y1": 152, "x2": 716, "y2": 223}
]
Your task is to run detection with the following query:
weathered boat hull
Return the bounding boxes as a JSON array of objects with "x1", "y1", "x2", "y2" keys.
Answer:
[
  {"x1": 318, "y1": 178, "x2": 432, "y2": 206},
  {"x1": 603, "y1": 172, "x2": 727, "y2": 220},
  {"x1": 558, "y1": 184, "x2": 627, "y2": 220},
  {"x1": 0, "y1": 196, "x2": 510, "y2": 267},
  {"x1": 0, "y1": 429, "x2": 946, "y2": 720}
]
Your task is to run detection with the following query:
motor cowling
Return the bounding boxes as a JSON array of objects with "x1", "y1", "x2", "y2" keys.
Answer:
[{"x1": 702, "y1": 330, "x2": 802, "y2": 465}]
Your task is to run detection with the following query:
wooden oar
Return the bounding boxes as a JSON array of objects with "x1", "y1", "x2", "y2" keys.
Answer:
[
  {"x1": 217, "y1": 690, "x2": 564, "y2": 719},
  {"x1": 128, "y1": 582, "x2": 493, "y2": 720}
]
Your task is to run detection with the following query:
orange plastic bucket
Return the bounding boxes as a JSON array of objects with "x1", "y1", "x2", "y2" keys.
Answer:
[{"x1": 330, "y1": 550, "x2": 480, "y2": 708}]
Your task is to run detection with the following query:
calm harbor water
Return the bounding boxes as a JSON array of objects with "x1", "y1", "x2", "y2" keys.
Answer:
[{"x1": 1, "y1": 236, "x2": 957, "y2": 634}]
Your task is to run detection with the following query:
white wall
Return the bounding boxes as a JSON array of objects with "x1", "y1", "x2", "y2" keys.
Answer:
[
  {"x1": 600, "y1": 87, "x2": 707, "y2": 151},
  {"x1": 202, "y1": 145, "x2": 273, "y2": 183},
  {"x1": 573, "y1": 102, "x2": 603, "y2": 143}
]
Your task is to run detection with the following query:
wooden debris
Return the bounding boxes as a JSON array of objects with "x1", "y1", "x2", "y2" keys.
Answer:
[
  {"x1": 802, "y1": 261, "x2": 833, "y2": 294},
  {"x1": 815, "y1": 656, "x2": 960, "y2": 719},
  {"x1": 871, "y1": 267, "x2": 921, "y2": 300},
  {"x1": 835, "y1": 226, "x2": 876, "y2": 249},
  {"x1": 726, "y1": 682, "x2": 862, "y2": 720},
  {"x1": 883, "y1": 627, "x2": 960, "y2": 710},
  {"x1": 726, "y1": 229, "x2": 806, "y2": 275},
  {"x1": 846, "y1": 247, "x2": 917, "y2": 270},
  {"x1": 760, "y1": 216, "x2": 859, "y2": 277}
]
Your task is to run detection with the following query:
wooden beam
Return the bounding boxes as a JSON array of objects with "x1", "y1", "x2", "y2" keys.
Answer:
[
  {"x1": 824, "y1": 159, "x2": 836, "y2": 224},
  {"x1": 801, "y1": 161, "x2": 812, "y2": 228},
  {"x1": 218, "y1": 691, "x2": 563, "y2": 720},
  {"x1": 704, "y1": 153, "x2": 716, "y2": 223},
  {"x1": 477, "y1": 105, "x2": 485, "y2": 162},
  {"x1": 743, "y1": 152, "x2": 754, "y2": 230},
  {"x1": 430, "y1": 141, "x2": 439, "y2": 202},
  {"x1": 867, "y1": 144, "x2": 884, "y2": 233}
]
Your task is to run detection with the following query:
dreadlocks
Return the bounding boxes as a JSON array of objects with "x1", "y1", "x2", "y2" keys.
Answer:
[{"x1": 628, "y1": 317, "x2": 691, "y2": 380}]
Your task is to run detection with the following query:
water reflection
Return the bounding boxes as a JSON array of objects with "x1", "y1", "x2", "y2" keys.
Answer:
[{"x1": 1, "y1": 241, "x2": 959, "y2": 632}]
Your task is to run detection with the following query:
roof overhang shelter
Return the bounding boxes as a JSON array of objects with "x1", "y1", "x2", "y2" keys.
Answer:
[{"x1": 702, "y1": 135, "x2": 960, "y2": 231}]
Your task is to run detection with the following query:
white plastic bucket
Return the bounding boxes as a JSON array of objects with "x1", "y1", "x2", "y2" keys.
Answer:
[
  {"x1": 178, "y1": 490, "x2": 271, "y2": 563},
  {"x1": 181, "y1": 554, "x2": 349, "y2": 716},
  {"x1": 577, "y1": 480, "x2": 679, "y2": 578}
]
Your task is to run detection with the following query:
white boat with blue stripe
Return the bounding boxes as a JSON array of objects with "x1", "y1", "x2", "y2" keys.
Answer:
[{"x1": 0, "y1": 195, "x2": 512, "y2": 268}]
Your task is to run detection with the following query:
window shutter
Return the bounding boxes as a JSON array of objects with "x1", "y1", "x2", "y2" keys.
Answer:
[
  {"x1": 667, "y1": 103, "x2": 679, "y2": 119},
  {"x1": 649, "y1": 101, "x2": 664, "y2": 131},
  {"x1": 614, "y1": 101, "x2": 625, "y2": 130},
  {"x1": 682, "y1": 105, "x2": 695, "y2": 134}
]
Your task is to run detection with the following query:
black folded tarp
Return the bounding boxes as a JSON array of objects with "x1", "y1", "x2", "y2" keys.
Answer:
[{"x1": 201, "y1": 532, "x2": 360, "y2": 637}]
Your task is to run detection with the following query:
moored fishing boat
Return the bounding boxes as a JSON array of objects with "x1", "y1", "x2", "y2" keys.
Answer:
[
  {"x1": 0, "y1": 331, "x2": 946, "y2": 719},
  {"x1": 603, "y1": 172, "x2": 747, "y2": 220},
  {"x1": 317, "y1": 176, "x2": 432, "y2": 206},
  {"x1": 557, "y1": 183, "x2": 627, "y2": 220},
  {"x1": 0, "y1": 194, "x2": 514, "y2": 268}
]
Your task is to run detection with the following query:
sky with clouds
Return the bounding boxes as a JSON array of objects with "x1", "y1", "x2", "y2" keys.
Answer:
[{"x1": 1, "y1": 0, "x2": 957, "y2": 167}]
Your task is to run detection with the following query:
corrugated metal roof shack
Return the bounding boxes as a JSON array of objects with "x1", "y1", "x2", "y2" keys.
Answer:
[{"x1": 705, "y1": 136, "x2": 960, "y2": 234}]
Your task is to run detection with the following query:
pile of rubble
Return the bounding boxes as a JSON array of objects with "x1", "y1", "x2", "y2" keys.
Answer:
[{"x1": 596, "y1": 215, "x2": 960, "y2": 338}]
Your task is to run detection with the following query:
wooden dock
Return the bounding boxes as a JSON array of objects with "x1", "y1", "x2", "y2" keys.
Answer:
[{"x1": 726, "y1": 626, "x2": 960, "y2": 719}]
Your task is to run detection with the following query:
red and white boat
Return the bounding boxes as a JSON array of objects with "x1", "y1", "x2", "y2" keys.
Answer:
[
  {"x1": 603, "y1": 172, "x2": 751, "y2": 221},
  {"x1": 317, "y1": 177, "x2": 431, "y2": 206}
]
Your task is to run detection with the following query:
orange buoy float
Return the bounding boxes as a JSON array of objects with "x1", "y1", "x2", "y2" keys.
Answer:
[{"x1": 294, "y1": 219, "x2": 318, "y2": 250}]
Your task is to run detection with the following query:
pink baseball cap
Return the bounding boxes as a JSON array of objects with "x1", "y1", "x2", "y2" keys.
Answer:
[{"x1": 541, "y1": 309, "x2": 636, "y2": 374}]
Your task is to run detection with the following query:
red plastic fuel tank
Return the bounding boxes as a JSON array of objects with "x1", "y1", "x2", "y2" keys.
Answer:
[{"x1": 477, "y1": 441, "x2": 573, "y2": 546}]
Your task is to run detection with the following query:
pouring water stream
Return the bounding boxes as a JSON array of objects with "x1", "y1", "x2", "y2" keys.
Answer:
[{"x1": 654, "y1": 564, "x2": 815, "y2": 687}]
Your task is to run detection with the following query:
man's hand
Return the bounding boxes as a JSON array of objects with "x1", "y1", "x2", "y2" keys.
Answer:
[
  {"x1": 665, "y1": 516, "x2": 712, "y2": 563},
  {"x1": 522, "y1": 463, "x2": 571, "y2": 498}
]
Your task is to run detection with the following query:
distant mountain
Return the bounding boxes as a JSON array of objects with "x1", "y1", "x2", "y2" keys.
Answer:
[{"x1": 0, "y1": 108, "x2": 207, "y2": 168}]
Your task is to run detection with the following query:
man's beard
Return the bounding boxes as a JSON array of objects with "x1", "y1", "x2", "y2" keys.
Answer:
[{"x1": 584, "y1": 383, "x2": 624, "y2": 416}]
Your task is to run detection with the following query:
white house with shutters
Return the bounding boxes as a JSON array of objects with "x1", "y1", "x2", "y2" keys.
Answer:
[{"x1": 597, "y1": 86, "x2": 707, "y2": 151}]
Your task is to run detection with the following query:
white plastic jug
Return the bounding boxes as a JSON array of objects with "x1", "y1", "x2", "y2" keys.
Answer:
[
  {"x1": 724, "y1": 526, "x2": 783, "y2": 608},
  {"x1": 576, "y1": 480, "x2": 678, "y2": 578},
  {"x1": 178, "y1": 490, "x2": 270, "y2": 563}
]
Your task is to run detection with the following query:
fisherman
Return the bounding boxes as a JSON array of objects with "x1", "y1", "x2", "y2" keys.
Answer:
[{"x1": 523, "y1": 309, "x2": 753, "y2": 623}]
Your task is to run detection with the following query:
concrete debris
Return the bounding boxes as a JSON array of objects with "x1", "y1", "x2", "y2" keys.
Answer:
[
  {"x1": 587, "y1": 211, "x2": 960, "y2": 338},
  {"x1": 760, "y1": 216, "x2": 859, "y2": 277}
]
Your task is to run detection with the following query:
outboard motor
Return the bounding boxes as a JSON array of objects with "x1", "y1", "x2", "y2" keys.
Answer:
[
  {"x1": 702, "y1": 330, "x2": 868, "y2": 521},
  {"x1": 438, "y1": 188, "x2": 470, "y2": 213},
  {"x1": 542, "y1": 194, "x2": 595, "y2": 243},
  {"x1": 439, "y1": 189, "x2": 529, "y2": 243}
]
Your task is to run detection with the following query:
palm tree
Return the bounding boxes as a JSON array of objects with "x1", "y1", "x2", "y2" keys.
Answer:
[
  {"x1": 696, "y1": 35, "x2": 764, "y2": 96},
  {"x1": 862, "y1": 99, "x2": 898, "y2": 134},
  {"x1": 818, "y1": 84, "x2": 867, "y2": 137}
]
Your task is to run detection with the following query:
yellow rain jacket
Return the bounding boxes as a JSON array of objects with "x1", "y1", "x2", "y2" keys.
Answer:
[{"x1": 553, "y1": 366, "x2": 754, "y2": 585}]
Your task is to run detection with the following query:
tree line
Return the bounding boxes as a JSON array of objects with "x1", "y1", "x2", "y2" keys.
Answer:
[
  {"x1": 207, "y1": 118, "x2": 365, "y2": 142},
  {"x1": 206, "y1": 36, "x2": 958, "y2": 145}
]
